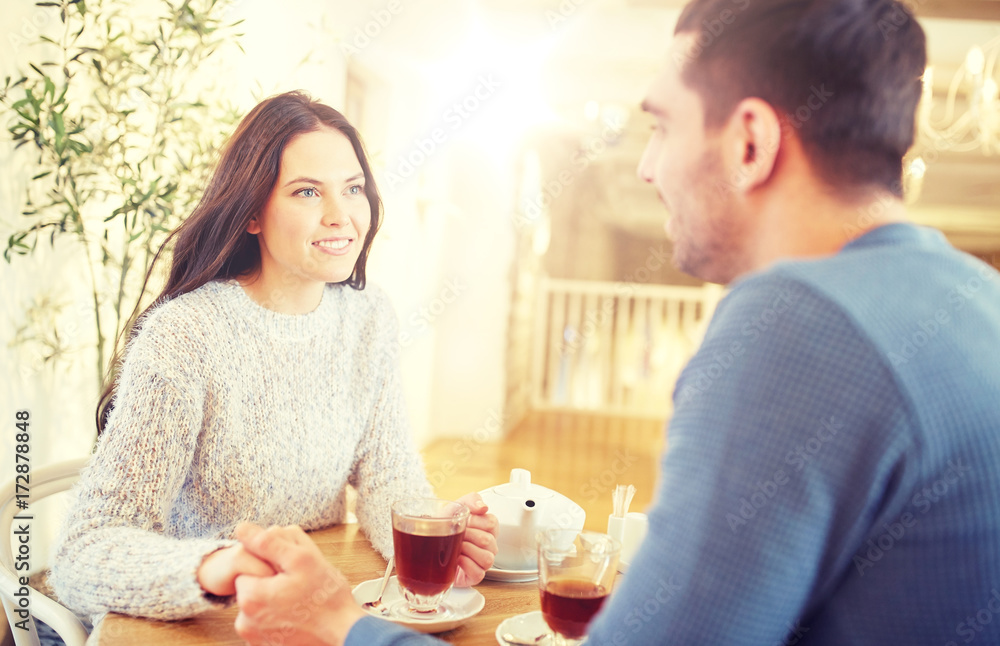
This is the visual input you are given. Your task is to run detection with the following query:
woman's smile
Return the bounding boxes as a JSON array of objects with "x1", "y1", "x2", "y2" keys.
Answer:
[{"x1": 314, "y1": 237, "x2": 354, "y2": 254}]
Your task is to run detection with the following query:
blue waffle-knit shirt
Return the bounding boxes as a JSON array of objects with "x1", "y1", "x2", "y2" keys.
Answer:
[{"x1": 347, "y1": 222, "x2": 1000, "y2": 645}]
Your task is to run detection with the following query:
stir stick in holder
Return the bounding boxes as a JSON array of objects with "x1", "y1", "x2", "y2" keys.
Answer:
[
  {"x1": 607, "y1": 485, "x2": 633, "y2": 542},
  {"x1": 607, "y1": 484, "x2": 648, "y2": 567}
]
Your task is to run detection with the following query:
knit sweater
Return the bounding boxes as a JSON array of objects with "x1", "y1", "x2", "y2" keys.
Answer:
[{"x1": 50, "y1": 279, "x2": 432, "y2": 622}]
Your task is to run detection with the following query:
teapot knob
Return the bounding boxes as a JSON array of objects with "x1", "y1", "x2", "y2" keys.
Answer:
[{"x1": 510, "y1": 468, "x2": 532, "y2": 489}]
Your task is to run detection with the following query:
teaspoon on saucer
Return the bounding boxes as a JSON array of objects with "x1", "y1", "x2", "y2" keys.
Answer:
[
  {"x1": 501, "y1": 632, "x2": 550, "y2": 645},
  {"x1": 362, "y1": 557, "x2": 394, "y2": 616}
]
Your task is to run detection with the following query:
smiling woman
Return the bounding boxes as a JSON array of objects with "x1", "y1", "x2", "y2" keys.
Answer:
[
  {"x1": 242, "y1": 127, "x2": 373, "y2": 314},
  {"x1": 46, "y1": 91, "x2": 498, "y2": 625}
]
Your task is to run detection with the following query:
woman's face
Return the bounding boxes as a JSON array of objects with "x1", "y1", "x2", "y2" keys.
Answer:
[{"x1": 247, "y1": 126, "x2": 371, "y2": 305}]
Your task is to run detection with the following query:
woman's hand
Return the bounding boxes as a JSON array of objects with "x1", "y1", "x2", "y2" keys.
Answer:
[
  {"x1": 453, "y1": 492, "x2": 499, "y2": 587},
  {"x1": 197, "y1": 544, "x2": 277, "y2": 597},
  {"x1": 233, "y1": 523, "x2": 365, "y2": 646}
]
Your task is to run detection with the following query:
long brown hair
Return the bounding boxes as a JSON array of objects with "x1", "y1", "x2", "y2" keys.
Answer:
[{"x1": 96, "y1": 91, "x2": 383, "y2": 434}]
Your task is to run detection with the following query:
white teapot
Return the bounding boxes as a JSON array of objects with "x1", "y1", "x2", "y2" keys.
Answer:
[{"x1": 479, "y1": 468, "x2": 586, "y2": 571}]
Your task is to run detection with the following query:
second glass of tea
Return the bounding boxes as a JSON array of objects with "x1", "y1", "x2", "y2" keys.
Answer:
[
  {"x1": 390, "y1": 497, "x2": 470, "y2": 619},
  {"x1": 537, "y1": 528, "x2": 620, "y2": 645}
]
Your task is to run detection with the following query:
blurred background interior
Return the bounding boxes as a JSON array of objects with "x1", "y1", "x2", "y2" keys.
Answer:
[{"x1": 2, "y1": 0, "x2": 999, "y2": 540}]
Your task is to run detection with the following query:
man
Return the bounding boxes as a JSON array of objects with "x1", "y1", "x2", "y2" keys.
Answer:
[{"x1": 233, "y1": 0, "x2": 1000, "y2": 644}]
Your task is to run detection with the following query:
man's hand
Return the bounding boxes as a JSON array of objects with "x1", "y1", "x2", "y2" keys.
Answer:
[
  {"x1": 197, "y1": 544, "x2": 276, "y2": 597},
  {"x1": 453, "y1": 492, "x2": 499, "y2": 587},
  {"x1": 233, "y1": 523, "x2": 367, "y2": 646}
]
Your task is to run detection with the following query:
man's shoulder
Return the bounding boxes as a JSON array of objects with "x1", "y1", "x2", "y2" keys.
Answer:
[
  {"x1": 708, "y1": 271, "x2": 841, "y2": 345},
  {"x1": 676, "y1": 266, "x2": 906, "y2": 414},
  {"x1": 754, "y1": 225, "x2": 998, "y2": 318}
]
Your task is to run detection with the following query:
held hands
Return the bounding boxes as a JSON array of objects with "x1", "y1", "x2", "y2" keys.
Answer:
[
  {"x1": 453, "y1": 492, "x2": 499, "y2": 587},
  {"x1": 197, "y1": 544, "x2": 276, "y2": 597},
  {"x1": 223, "y1": 493, "x2": 497, "y2": 645},
  {"x1": 232, "y1": 523, "x2": 365, "y2": 646}
]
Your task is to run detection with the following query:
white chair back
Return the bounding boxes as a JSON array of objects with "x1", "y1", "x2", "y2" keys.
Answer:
[{"x1": 0, "y1": 457, "x2": 90, "y2": 646}]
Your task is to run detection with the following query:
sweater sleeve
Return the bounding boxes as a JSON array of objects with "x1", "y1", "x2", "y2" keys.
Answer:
[
  {"x1": 350, "y1": 291, "x2": 433, "y2": 558},
  {"x1": 585, "y1": 275, "x2": 913, "y2": 645},
  {"x1": 49, "y1": 312, "x2": 235, "y2": 621}
]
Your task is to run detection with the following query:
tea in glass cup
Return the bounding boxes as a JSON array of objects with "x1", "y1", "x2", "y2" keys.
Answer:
[
  {"x1": 537, "y1": 529, "x2": 620, "y2": 645},
  {"x1": 391, "y1": 498, "x2": 470, "y2": 619}
]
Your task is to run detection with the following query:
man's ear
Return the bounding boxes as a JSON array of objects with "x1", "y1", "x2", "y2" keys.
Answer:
[
  {"x1": 247, "y1": 218, "x2": 261, "y2": 235},
  {"x1": 722, "y1": 98, "x2": 783, "y2": 193}
]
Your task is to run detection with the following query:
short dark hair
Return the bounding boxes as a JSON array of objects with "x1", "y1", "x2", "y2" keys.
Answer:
[{"x1": 675, "y1": 0, "x2": 927, "y2": 197}]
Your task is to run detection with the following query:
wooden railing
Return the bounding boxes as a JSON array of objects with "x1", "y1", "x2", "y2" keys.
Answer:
[{"x1": 530, "y1": 277, "x2": 723, "y2": 418}]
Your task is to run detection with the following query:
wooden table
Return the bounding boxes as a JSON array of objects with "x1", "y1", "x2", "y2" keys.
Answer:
[
  {"x1": 92, "y1": 412, "x2": 658, "y2": 644},
  {"x1": 92, "y1": 523, "x2": 542, "y2": 645}
]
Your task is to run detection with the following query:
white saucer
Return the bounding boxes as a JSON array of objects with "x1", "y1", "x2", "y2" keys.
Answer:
[
  {"x1": 484, "y1": 566, "x2": 539, "y2": 583},
  {"x1": 496, "y1": 610, "x2": 550, "y2": 645},
  {"x1": 353, "y1": 575, "x2": 484, "y2": 633},
  {"x1": 496, "y1": 610, "x2": 595, "y2": 645}
]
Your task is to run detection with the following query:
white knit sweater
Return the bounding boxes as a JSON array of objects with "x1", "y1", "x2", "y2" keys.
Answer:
[{"x1": 50, "y1": 280, "x2": 432, "y2": 621}]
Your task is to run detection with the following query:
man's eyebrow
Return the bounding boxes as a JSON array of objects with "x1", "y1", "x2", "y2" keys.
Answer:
[{"x1": 640, "y1": 99, "x2": 667, "y2": 117}]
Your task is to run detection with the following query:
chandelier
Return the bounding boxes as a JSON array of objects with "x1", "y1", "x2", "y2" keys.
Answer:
[{"x1": 918, "y1": 36, "x2": 1000, "y2": 156}]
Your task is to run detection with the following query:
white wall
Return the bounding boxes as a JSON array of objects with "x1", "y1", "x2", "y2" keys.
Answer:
[{"x1": 427, "y1": 143, "x2": 514, "y2": 440}]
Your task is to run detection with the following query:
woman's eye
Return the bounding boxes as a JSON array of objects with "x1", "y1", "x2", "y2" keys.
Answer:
[
  {"x1": 348, "y1": 184, "x2": 364, "y2": 196},
  {"x1": 296, "y1": 187, "x2": 318, "y2": 198}
]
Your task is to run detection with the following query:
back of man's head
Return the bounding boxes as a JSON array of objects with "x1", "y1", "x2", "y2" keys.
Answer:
[{"x1": 675, "y1": 0, "x2": 927, "y2": 198}]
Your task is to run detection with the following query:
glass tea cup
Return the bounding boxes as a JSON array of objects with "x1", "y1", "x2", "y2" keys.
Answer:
[
  {"x1": 390, "y1": 498, "x2": 470, "y2": 619},
  {"x1": 537, "y1": 529, "x2": 620, "y2": 645}
]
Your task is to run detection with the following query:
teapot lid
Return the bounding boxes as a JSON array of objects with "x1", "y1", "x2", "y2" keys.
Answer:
[{"x1": 492, "y1": 468, "x2": 554, "y2": 500}]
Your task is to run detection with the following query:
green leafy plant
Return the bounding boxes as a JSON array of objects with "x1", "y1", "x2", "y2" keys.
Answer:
[{"x1": 1, "y1": 0, "x2": 242, "y2": 390}]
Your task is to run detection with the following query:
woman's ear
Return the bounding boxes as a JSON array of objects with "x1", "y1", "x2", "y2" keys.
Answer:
[{"x1": 247, "y1": 218, "x2": 261, "y2": 235}]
